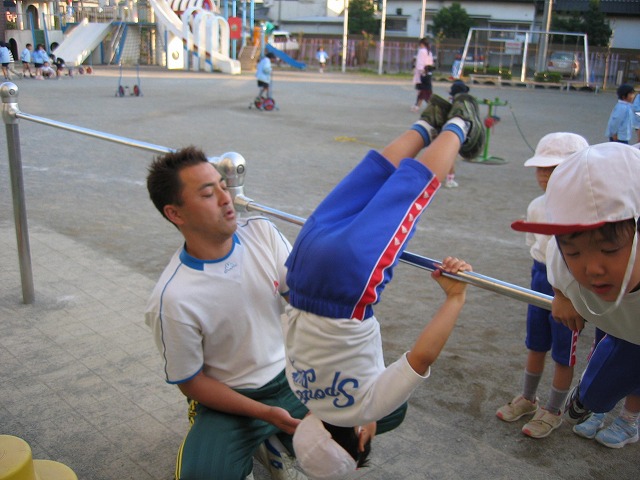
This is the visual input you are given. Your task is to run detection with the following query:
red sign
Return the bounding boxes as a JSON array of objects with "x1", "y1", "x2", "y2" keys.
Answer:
[{"x1": 228, "y1": 17, "x2": 242, "y2": 40}]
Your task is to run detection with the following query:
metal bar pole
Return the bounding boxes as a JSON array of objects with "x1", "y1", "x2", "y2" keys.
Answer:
[
  {"x1": 2, "y1": 82, "x2": 35, "y2": 304},
  {"x1": 14, "y1": 111, "x2": 175, "y2": 154},
  {"x1": 235, "y1": 195, "x2": 553, "y2": 310},
  {"x1": 2, "y1": 81, "x2": 177, "y2": 303}
]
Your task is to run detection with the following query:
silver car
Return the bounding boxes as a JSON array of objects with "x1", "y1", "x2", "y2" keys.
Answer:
[{"x1": 547, "y1": 51, "x2": 580, "y2": 78}]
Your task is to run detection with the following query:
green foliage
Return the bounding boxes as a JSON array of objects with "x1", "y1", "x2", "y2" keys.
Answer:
[
  {"x1": 349, "y1": 0, "x2": 379, "y2": 35},
  {"x1": 552, "y1": 0, "x2": 612, "y2": 47},
  {"x1": 534, "y1": 71, "x2": 563, "y2": 83},
  {"x1": 486, "y1": 66, "x2": 512, "y2": 80},
  {"x1": 432, "y1": 3, "x2": 475, "y2": 39}
]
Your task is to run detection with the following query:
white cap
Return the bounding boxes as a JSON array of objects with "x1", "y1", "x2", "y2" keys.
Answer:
[
  {"x1": 293, "y1": 415, "x2": 357, "y2": 479},
  {"x1": 523, "y1": 132, "x2": 589, "y2": 168},
  {"x1": 513, "y1": 142, "x2": 640, "y2": 235}
]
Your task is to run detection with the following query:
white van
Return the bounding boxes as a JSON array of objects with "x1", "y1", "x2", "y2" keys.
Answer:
[{"x1": 269, "y1": 31, "x2": 299, "y2": 52}]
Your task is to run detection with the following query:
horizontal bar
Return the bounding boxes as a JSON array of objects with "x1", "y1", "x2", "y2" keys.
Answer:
[
  {"x1": 15, "y1": 112, "x2": 174, "y2": 154},
  {"x1": 236, "y1": 195, "x2": 553, "y2": 310}
]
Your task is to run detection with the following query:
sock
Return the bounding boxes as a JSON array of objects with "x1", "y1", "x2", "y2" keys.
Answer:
[
  {"x1": 620, "y1": 406, "x2": 640, "y2": 426},
  {"x1": 522, "y1": 370, "x2": 542, "y2": 403},
  {"x1": 546, "y1": 386, "x2": 570, "y2": 415},
  {"x1": 442, "y1": 117, "x2": 470, "y2": 145},
  {"x1": 411, "y1": 120, "x2": 436, "y2": 147},
  {"x1": 446, "y1": 173, "x2": 455, "y2": 183}
]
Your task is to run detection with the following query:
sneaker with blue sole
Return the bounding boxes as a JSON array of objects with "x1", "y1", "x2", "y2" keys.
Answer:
[
  {"x1": 572, "y1": 412, "x2": 605, "y2": 439},
  {"x1": 595, "y1": 417, "x2": 639, "y2": 448}
]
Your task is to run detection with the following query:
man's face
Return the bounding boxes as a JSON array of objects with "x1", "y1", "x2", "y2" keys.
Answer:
[
  {"x1": 557, "y1": 227, "x2": 640, "y2": 302},
  {"x1": 173, "y1": 162, "x2": 237, "y2": 242}
]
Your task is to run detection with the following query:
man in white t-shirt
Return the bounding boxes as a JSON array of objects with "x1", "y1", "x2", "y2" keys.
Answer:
[{"x1": 145, "y1": 146, "x2": 308, "y2": 480}]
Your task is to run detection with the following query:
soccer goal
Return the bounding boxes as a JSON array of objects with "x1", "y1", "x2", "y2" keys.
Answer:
[{"x1": 457, "y1": 27, "x2": 590, "y2": 84}]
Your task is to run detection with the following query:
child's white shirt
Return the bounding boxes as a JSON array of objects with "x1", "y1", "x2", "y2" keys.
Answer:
[
  {"x1": 283, "y1": 306, "x2": 429, "y2": 427},
  {"x1": 526, "y1": 194, "x2": 550, "y2": 263}
]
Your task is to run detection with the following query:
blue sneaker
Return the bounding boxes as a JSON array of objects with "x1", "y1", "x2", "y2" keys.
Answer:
[
  {"x1": 595, "y1": 417, "x2": 639, "y2": 448},
  {"x1": 572, "y1": 412, "x2": 605, "y2": 439}
]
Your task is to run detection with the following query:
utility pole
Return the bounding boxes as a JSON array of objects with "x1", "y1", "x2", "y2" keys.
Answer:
[
  {"x1": 419, "y1": 0, "x2": 426, "y2": 39},
  {"x1": 341, "y1": 0, "x2": 348, "y2": 73},
  {"x1": 377, "y1": 0, "x2": 386, "y2": 75},
  {"x1": 536, "y1": 0, "x2": 553, "y2": 74}
]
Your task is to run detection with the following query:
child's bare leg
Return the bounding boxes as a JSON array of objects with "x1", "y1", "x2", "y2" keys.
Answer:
[
  {"x1": 415, "y1": 131, "x2": 462, "y2": 183},
  {"x1": 382, "y1": 95, "x2": 454, "y2": 168},
  {"x1": 381, "y1": 125, "x2": 463, "y2": 182},
  {"x1": 621, "y1": 394, "x2": 640, "y2": 421},
  {"x1": 381, "y1": 130, "x2": 425, "y2": 167}
]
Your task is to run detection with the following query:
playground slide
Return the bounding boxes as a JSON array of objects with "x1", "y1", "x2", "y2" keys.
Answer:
[
  {"x1": 147, "y1": 0, "x2": 240, "y2": 74},
  {"x1": 266, "y1": 43, "x2": 306, "y2": 70},
  {"x1": 52, "y1": 19, "x2": 113, "y2": 67}
]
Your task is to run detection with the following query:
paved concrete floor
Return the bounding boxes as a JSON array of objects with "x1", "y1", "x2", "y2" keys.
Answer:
[{"x1": 0, "y1": 66, "x2": 637, "y2": 479}]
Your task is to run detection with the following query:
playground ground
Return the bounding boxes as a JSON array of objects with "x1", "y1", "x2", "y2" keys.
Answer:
[{"x1": 0, "y1": 66, "x2": 637, "y2": 480}]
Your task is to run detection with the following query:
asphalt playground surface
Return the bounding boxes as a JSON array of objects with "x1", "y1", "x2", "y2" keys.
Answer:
[{"x1": 0, "y1": 65, "x2": 637, "y2": 479}]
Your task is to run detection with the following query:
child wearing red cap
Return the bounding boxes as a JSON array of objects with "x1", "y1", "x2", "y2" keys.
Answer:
[{"x1": 511, "y1": 142, "x2": 640, "y2": 449}]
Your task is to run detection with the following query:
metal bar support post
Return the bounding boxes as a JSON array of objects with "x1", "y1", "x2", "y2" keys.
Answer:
[{"x1": 2, "y1": 83, "x2": 34, "y2": 304}]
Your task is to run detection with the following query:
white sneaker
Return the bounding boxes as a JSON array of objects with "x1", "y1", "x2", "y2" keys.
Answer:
[
  {"x1": 522, "y1": 408, "x2": 563, "y2": 438},
  {"x1": 496, "y1": 394, "x2": 538, "y2": 422},
  {"x1": 255, "y1": 437, "x2": 308, "y2": 480},
  {"x1": 444, "y1": 179, "x2": 459, "y2": 188},
  {"x1": 411, "y1": 105, "x2": 420, "y2": 112}
]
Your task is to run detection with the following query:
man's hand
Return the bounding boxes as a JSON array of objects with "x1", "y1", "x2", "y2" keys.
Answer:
[
  {"x1": 264, "y1": 406, "x2": 302, "y2": 435},
  {"x1": 551, "y1": 288, "x2": 584, "y2": 332}
]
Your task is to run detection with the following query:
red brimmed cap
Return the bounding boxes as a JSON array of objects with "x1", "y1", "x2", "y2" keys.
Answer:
[{"x1": 512, "y1": 142, "x2": 640, "y2": 235}]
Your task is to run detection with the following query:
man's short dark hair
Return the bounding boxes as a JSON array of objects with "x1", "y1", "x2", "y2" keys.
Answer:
[
  {"x1": 147, "y1": 146, "x2": 209, "y2": 222},
  {"x1": 322, "y1": 422, "x2": 371, "y2": 468}
]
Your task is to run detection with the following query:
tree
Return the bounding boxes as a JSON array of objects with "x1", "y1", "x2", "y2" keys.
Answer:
[
  {"x1": 552, "y1": 0, "x2": 612, "y2": 47},
  {"x1": 348, "y1": 0, "x2": 379, "y2": 35},
  {"x1": 432, "y1": 3, "x2": 474, "y2": 40}
]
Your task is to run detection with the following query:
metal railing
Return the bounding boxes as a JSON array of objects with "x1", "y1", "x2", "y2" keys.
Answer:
[{"x1": 1, "y1": 81, "x2": 552, "y2": 310}]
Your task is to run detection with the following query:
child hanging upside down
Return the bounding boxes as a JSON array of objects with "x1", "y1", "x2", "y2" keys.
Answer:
[{"x1": 283, "y1": 93, "x2": 486, "y2": 478}]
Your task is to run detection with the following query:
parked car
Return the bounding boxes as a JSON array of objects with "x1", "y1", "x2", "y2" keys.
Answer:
[
  {"x1": 268, "y1": 31, "x2": 299, "y2": 52},
  {"x1": 547, "y1": 51, "x2": 580, "y2": 78},
  {"x1": 455, "y1": 49, "x2": 485, "y2": 69}
]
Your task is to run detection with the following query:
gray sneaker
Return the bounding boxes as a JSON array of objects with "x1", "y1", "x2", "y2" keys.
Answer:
[
  {"x1": 447, "y1": 93, "x2": 485, "y2": 160},
  {"x1": 420, "y1": 94, "x2": 452, "y2": 131}
]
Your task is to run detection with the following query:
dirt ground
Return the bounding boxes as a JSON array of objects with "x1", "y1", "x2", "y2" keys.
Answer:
[{"x1": 1, "y1": 66, "x2": 637, "y2": 479}]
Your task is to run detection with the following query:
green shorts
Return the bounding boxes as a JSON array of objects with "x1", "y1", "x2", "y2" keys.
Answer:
[{"x1": 175, "y1": 370, "x2": 307, "y2": 480}]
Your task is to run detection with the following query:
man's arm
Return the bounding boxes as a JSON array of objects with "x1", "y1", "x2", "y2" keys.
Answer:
[{"x1": 178, "y1": 371, "x2": 301, "y2": 435}]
